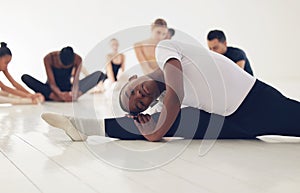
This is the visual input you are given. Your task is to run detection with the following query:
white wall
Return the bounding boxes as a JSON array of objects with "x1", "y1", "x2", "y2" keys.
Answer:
[{"x1": 1, "y1": 0, "x2": 300, "y2": 87}]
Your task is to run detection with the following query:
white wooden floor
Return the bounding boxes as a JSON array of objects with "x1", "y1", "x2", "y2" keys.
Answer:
[{"x1": 0, "y1": 80, "x2": 300, "y2": 193}]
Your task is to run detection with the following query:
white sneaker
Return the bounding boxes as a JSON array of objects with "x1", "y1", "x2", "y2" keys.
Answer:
[{"x1": 41, "y1": 113, "x2": 88, "y2": 141}]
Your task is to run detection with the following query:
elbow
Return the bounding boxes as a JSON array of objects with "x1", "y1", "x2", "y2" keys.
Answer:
[
  {"x1": 146, "y1": 136, "x2": 161, "y2": 142},
  {"x1": 0, "y1": 84, "x2": 9, "y2": 92},
  {"x1": 0, "y1": 81, "x2": 4, "y2": 89},
  {"x1": 144, "y1": 133, "x2": 163, "y2": 142}
]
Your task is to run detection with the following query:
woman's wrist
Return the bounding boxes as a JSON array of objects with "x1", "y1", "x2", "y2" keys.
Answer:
[{"x1": 26, "y1": 93, "x2": 33, "y2": 98}]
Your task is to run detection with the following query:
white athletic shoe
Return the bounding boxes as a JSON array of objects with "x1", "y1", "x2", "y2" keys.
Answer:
[{"x1": 41, "y1": 113, "x2": 88, "y2": 141}]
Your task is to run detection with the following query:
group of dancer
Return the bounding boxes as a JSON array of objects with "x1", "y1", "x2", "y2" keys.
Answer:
[
  {"x1": 2, "y1": 18, "x2": 300, "y2": 142},
  {"x1": 0, "y1": 40, "x2": 124, "y2": 104},
  {"x1": 0, "y1": 19, "x2": 176, "y2": 104}
]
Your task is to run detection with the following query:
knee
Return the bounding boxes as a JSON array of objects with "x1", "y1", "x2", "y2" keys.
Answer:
[
  {"x1": 92, "y1": 71, "x2": 107, "y2": 81},
  {"x1": 93, "y1": 71, "x2": 102, "y2": 76},
  {"x1": 21, "y1": 74, "x2": 30, "y2": 83}
]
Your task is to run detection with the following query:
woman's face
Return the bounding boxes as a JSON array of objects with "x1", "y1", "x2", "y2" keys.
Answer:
[
  {"x1": 0, "y1": 55, "x2": 12, "y2": 71},
  {"x1": 110, "y1": 40, "x2": 119, "y2": 52},
  {"x1": 151, "y1": 26, "x2": 168, "y2": 42},
  {"x1": 120, "y1": 76, "x2": 160, "y2": 114}
]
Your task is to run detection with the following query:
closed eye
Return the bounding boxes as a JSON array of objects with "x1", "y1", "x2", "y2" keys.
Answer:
[
  {"x1": 135, "y1": 103, "x2": 142, "y2": 111},
  {"x1": 140, "y1": 101, "x2": 145, "y2": 108},
  {"x1": 138, "y1": 89, "x2": 145, "y2": 97}
]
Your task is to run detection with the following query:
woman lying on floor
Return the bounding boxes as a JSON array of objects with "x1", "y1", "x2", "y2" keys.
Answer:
[
  {"x1": 0, "y1": 42, "x2": 44, "y2": 104},
  {"x1": 41, "y1": 40, "x2": 300, "y2": 142},
  {"x1": 22, "y1": 46, "x2": 106, "y2": 102}
]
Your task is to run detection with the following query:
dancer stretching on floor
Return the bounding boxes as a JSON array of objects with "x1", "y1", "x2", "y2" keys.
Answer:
[
  {"x1": 42, "y1": 40, "x2": 300, "y2": 142},
  {"x1": 22, "y1": 46, "x2": 106, "y2": 102},
  {"x1": 0, "y1": 42, "x2": 44, "y2": 104}
]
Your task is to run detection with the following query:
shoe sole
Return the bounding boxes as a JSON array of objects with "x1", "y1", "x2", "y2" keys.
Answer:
[{"x1": 41, "y1": 113, "x2": 87, "y2": 141}]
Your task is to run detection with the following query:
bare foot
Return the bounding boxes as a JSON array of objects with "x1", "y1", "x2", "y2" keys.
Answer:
[{"x1": 49, "y1": 92, "x2": 64, "y2": 102}]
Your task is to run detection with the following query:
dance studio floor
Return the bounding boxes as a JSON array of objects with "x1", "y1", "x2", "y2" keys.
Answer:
[{"x1": 0, "y1": 80, "x2": 300, "y2": 193}]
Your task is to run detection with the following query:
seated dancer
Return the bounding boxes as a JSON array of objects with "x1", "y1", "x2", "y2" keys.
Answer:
[
  {"x1": 92, "y1": 38, "x2": 126, "y2": 93},
  {"x1": 165, "y1": 28, "x2": 175, "y2": 40},
  {"x1": 0, "y1": 42, "x2": 44, "y2": 104},
  {"x1": 22, "y1": 46, "x2": 105, "y2": 102},
  {"x1": 207, "y1": 30, "x2": 254, "y2": 75},
  {"x1": 134, "y1": 18, "x2": 168, "y2": 74}
]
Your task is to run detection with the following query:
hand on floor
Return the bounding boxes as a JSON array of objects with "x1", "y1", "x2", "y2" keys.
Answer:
[
  {"x1": 60, "y1": 92, "x2": 73, "y2": 102},
  {"x1": 31, "y1": 93, "x2": 45, "y2": 104}
]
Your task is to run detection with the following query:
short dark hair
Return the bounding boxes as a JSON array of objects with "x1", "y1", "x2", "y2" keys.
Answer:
[
  {"x1": 168, "y1": 28, "x2": 175, "y2": 37},
  {"x1": 207, "y1": 30, "x2": 226, "y2": 43},
  {"x1": 59, "y1": 46, "x2": 75, "y2": 66},
  {"x1": 0, "y1": 42, "x2": 12, "y2": 57}
]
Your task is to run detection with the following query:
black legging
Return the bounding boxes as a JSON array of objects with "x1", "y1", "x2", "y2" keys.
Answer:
[
  {"x1": 104, "y1": 80, "x2": 300, "y2": 140},
  {"x1": 22, "y1": 71, "x2": 104, "y2": 101}
]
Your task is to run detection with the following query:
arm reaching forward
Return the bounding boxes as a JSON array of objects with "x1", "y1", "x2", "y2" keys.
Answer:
[{"x1": 134, "y1": 58, "x2": 184, "y2": 141}]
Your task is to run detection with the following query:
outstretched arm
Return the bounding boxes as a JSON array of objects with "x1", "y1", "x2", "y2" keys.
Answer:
[
  {"x1": 135, "y1": 58, "x2": 184, "y2": 141},
  {"x1": 0, "y1": 80, "x2": 31, "y2": 98},
  {"x1": 121, "y1": 54, "x2": 125, "y2": 72},
  {"x1": 71, "y1": 55, "x2": 82, "y2": 100},
  {"x1": 3, "y1": 70, "x2": 31, "y2": 94},
  {"x1": 44, "y1": 54, "x2": 59, "y2": 94},
  {"x1": 1, "y1": 70, "x2": 44, "y2": 103},
  {"x1": 106, "y1": 55, "x2": 116, "y2": 82},
  {"x1": 43, "y1": 54, "x2": 66, "y2": 101}
]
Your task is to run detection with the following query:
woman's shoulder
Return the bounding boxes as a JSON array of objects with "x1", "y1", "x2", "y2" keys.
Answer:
[
  {"x1": 107, "y1": 53, "x2": 113, "y2": 57},
  {"x1": 74, "y1": 53, "x2": 82, "y2": 60},
  {"x1": 45, "y1": 51, "x2": 59, "y2": 59},
  {"x1": 134, "y1": 39, "x2": 151, "y2": 47},
  {"x1": 73, "y1": 53, "x2": 82, "y2": 66},
  {"x1": 50, "y1": 51, "x2": 60, "y2": 56}
]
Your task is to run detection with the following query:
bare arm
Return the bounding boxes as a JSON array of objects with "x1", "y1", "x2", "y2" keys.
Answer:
[
  {"x1": 44, "y1": 54, "x2": 63, "y2": 98},
  {"x1": 236, "y1": 60, "x2": 245, "y2": 69},
  {"x1": 71, "y1": 55, "x2": 82, "y2": 100},
  {"x1": 121, "y1": 54, "x2": 125, "y2": 72},
  {"x1": 134, "y1": 43, "x2": 155, "y2": 74},
  {"x1": 106, "y1": 55, "x2": 116, "y2": 82},
  {"x1": 0, "y1": 80, "x2": 31, "y2": 98},
  {"x1": 3, "y1": 70, "x2": 31, "y2": 94},
  {"x1": 139, "y1": 58, "x2": 184, "y2": 142}
]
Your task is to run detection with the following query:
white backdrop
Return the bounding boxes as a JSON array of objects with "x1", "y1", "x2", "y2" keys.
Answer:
[{"x1": 1, "y1": 0, "x2": 300, "y2": 88}]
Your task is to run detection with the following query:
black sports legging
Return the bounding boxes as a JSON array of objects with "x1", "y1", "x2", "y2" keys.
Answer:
[
  {"x1": 22, "y1": 71, "x2": 104, "y2": 101},
  {"x1": 104, "y1": 80, "x2": 300, "y2": 140}
]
